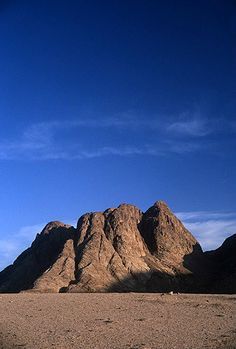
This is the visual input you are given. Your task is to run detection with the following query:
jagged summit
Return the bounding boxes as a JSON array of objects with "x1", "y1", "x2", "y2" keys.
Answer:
[
  {"x1": 41, "y1": 221, "x2": 72, "y2": 235},
  {"x1": 0, "y1": 201, "x2": 235, "y2": 293},
  {"x1": 147, "y1": 200, "x2": 178, "y2": 217},
  {"x1": 153, "y1": 200, "x2": 170, "y2": 208}
]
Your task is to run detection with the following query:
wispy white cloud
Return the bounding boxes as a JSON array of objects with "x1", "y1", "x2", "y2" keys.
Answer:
[
  {"x1": 164, "y1": 140, "x2": 203, "y2": 154},
  {"x1": 0, "y1": 240, "x2": 20, "y2": 260},
  {"x1": 0, "y1": 113, "x2": 227, "y2": 161},
  {"x1": 0, "y1": 223, "x2": 45, "y2": 271},
  {"x1": 167, "y1": 117, "x2": 210, "y2": 137},
  {"x1": 23, "y1": 118, "x2": 161, "y2": 134},
  {"x1": 0, "y1": 118, "x2": 180, "y2": 160},
  {"x1": 17, "y1": 223, "x2": 46, "y2": 240},
  {"x1": 176, "y1": 211, "x2": 236, "y2": 221},
  {"x1": 0, "y1": 144, "x2": 164, "y2": 161},
  {"x1": 176, "y1": 211, "x2": 236, "y2": 251},
  {"x1": 63, "y1": 146, "x2": 164, "y2": 159}
]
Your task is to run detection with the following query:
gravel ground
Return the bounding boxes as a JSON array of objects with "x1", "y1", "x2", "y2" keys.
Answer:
[{"x1": 0, "y1": 293, "x2": 235, "y2": 349}]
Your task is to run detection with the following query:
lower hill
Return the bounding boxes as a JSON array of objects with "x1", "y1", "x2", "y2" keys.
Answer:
[{"x1": 0, "y1": 201, "x2": 235, "y2": 293}]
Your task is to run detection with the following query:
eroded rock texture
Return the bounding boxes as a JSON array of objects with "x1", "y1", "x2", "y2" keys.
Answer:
[
  {"x1": 0, "y1": 222, "x2": 76, "y2": 293},
  {"x1": 0, "y1": 201, "x2": 235, "y2": 293}
]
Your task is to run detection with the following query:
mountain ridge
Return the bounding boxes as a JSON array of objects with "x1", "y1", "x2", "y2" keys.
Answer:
[{"x1": 0, "y1": 201, "x2": 235, "y2": 293}]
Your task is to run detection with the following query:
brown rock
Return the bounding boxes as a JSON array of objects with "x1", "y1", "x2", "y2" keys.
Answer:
[
  {"x1": 0, "y1": 201, "x2": 235, "y2": 293},
  {"x1": 0, "y1": 222, "x2": 76, "y2": 293},
  {"x1": 68, "y1": 205, "x2": 150, "y2": 292},
  {"x1": 141, "y1": 201, "x2": 202, "y2": 266}
]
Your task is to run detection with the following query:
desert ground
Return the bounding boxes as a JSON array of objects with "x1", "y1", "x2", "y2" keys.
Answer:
[{"x1": 0, "y1": 293, "x2": 235, "y2": 349}]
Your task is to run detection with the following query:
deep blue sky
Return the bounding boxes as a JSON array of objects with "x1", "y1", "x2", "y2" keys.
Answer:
[{"x1": 0, "y1": 1, "x2": 236, "y2": 269}]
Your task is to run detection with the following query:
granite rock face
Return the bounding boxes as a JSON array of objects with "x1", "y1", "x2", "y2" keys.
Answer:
[
  {"x1": 0, "y1": 201, "x2": 235, "y2": 293},
  {"x1": 68, "y1": 204, "x2": 151, "y2": 292},
  {"x1": 0, "y1": 222, "x2": 76, "y2": 293},
  {"x1": 140, "y1": 201, "x2": 203, "y2": 265}
]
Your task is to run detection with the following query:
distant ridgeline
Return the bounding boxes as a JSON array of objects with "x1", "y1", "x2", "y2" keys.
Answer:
[{"x1": 0, "y1": 201, "x2": 235, "y2": 293}]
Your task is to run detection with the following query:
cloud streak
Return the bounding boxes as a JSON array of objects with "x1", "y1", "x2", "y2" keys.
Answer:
[
  {"x1": 167, "y1": 118, "x2": 210, "y2": 137},
  {"x1": 0, "y1": 114, "x2": 229, "y2": 161},
  {"x1": 176, "y1": 211, "x2": 236, "y2": 251},
  {"x1": 0, "y1": 223, "x2": 45, "y2": 271}
]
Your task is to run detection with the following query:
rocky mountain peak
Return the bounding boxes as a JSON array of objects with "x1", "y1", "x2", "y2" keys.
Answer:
[
  {"x1": 0, "y1": 201, "x2": 235, "y2": 294},
  {"x1": 140, "y1": 201, "x2": 202, "y2": 264},
  {"x1": 153, "y1": 200, "x2": 170, "y2": 209},
  {"x1": 41, "y1": 221, "x2": 72, "y2": 235}
]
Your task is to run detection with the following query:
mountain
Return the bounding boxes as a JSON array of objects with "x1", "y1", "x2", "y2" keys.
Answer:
[
  {"x1": 205, "y1": 234, "x2": 236, "y2": 293},
  {"x1": 0, "y1": 201, "x2": 235, "y2": 293}
]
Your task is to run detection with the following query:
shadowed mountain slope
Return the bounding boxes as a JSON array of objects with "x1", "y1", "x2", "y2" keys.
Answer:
[
  {"x1": 0, "y1": 222, "x2": 76, "y2": 293},
  {"x1": 205, "y1": 234, "x2": 236, "y2": 293},
  {"x1": 0, "y1": 201, "x2": 235, "y2": 293}
]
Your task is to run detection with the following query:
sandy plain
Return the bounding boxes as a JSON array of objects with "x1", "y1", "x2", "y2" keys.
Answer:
[{"x1": 0, "y1": 293, "x2": 235, "y2": 349}]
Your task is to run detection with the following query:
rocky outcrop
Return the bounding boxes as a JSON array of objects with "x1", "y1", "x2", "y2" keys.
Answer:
[
  {"x1": 0, "y1": 222, "x2": 76, "y2": 293},
  {"x1": 0, "y1": 201, "x2": 235, "y2": 293},
  {"x1": 141, "y1": 201, "x2": 203, "y2": 266},
  {"x1": 68, "y1": 205, "x2": 152, "y2": 292},
  {"x1": 205, "y1": 234, "x2": 236, "y2": 293}
]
